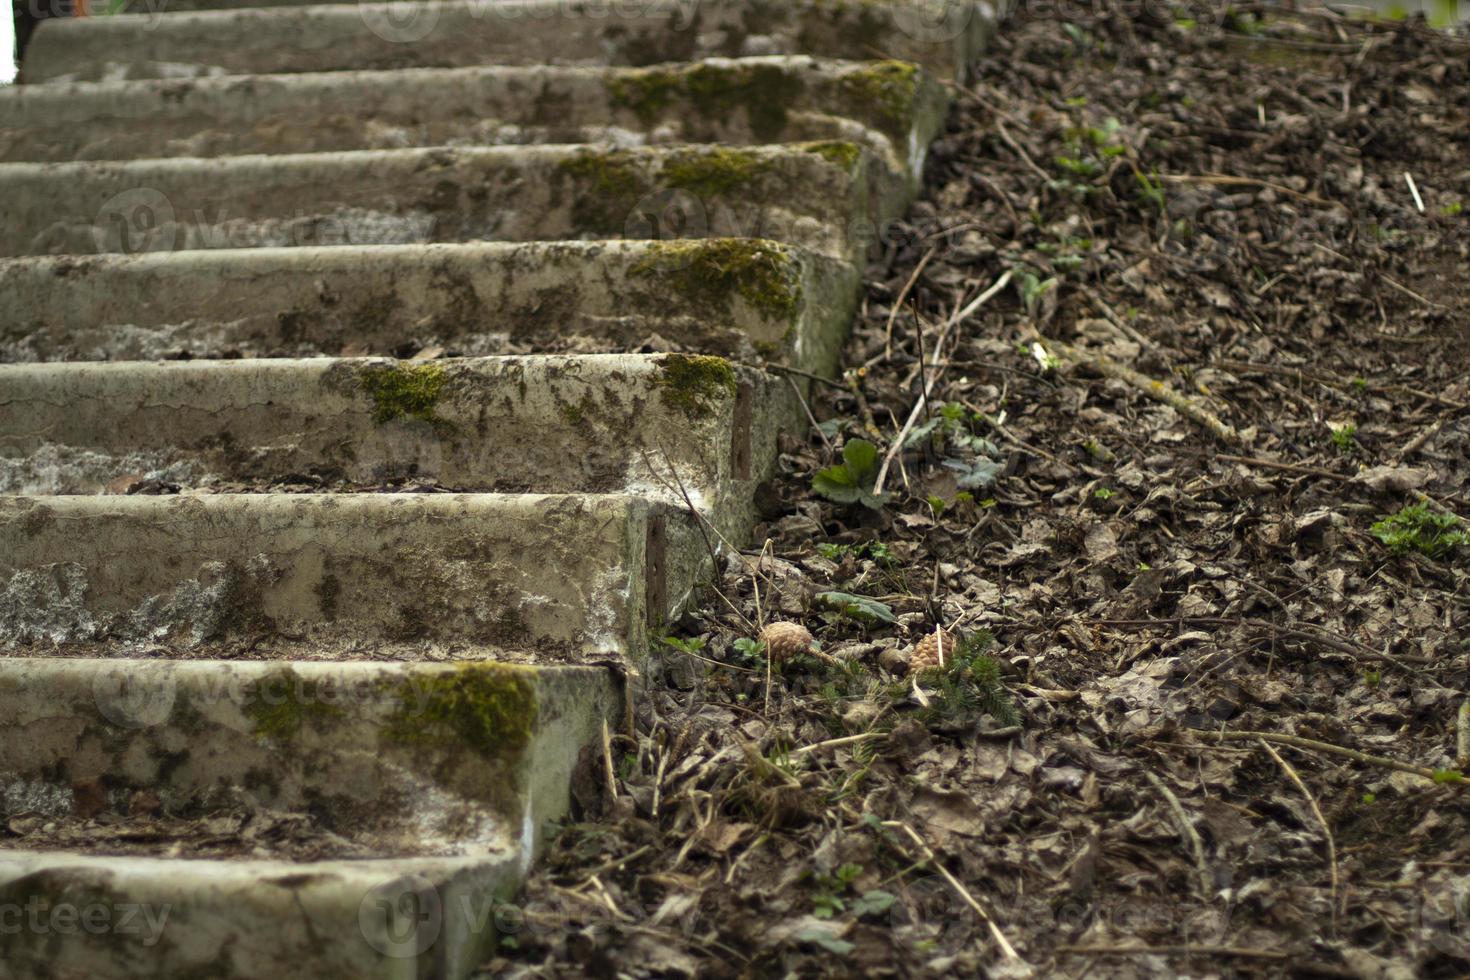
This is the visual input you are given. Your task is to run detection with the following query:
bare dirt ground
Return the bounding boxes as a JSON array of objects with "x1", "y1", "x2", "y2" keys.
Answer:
[{"x1": 482, "y1": 5, "x2": 1470, "y2": 977}]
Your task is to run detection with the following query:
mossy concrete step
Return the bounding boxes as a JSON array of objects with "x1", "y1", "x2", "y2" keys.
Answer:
[
  {"x1": 0, "y1": 353, "x2": 779, "y2": 539},
  {"x1": 0, "y1": 143, "x2": 871, "y2": 262},
  {"x1": 22, "y1": 0, "x2": 997, "y2": 85},
  {"x1": 0, "y1": 658, "x2": 618, "y2": 978},
  {"x1": 0, "y1": 240, "x2": 858, "y2": 375},
  {"x1": 0, "y1": 57, "x2": 946, "y2": 194},
  {"x1": 0, "y1": 493, "x2": 700, "y2": 665}
]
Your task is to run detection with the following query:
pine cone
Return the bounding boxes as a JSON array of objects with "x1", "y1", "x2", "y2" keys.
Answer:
[
  {"x1": 759, "y1": 621, "x2": 814, "y2": 663},
  {"x1": 909, "y1": 628, "x2": 955, "y2": 673}
]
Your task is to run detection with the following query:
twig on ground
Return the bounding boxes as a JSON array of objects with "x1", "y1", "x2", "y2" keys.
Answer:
[
  {"x1": 886, "y1": 821, "x2": 1029, "y2": 966},
  {"x1": 1090, "y1": 615, "x2": 1434, "y2": 674},
  {"x1": 1038, "y1": 336, "x2": 1242, "y2": 445},
  {"x1": 641, "y1": 447, "x2": 753, "y2": 632},
  {"x1": 1143, "y1": 771, "x2": 1212, "y2": 899},
  {"x1": 789, "y1": 731, "x2": 884, "y2": 758},
  {"x1": 787, "y1": 376, "x2": 833, "y2": 453},
  {"x1": 1256, "y1": 738, "x2": 1339, "y2": 926},
  {"x1": 1404, "y1": 171, "x2": 1425, "y2": 212},
  {"x1": 884, "y1": 247, "x2": 934, "y2": 361},
  {"x1": 872, "y1": 270, "x2": 1014, "y2": 496},
  {"x1": 1393, "y1": 413, "x2": 1446, "y2": 463},
  {"x1": 1210, "y1": 452, "x2": 1349, "y2": 482},
  {"x1": 844, "y1": 368, "x2": 883, "y2": 441},
  {"x1": 1457, "y1": 701, "x2": 1470, "y2": 770},
  {"x1": 601, "y1": 719, "x2": 619, "y2": 801},
  {"x1": 1157, "y1": 173, "x2": 1339, "y2": 208},
  {"x1": 1191, "y1": 729, "x2": 1462, "y2": 783},
  {"x1": 1058, "y1": 944, "x2": 1288, "y2": 960}
]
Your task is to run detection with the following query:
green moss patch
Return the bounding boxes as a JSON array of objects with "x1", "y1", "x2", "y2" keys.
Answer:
[
  {"x1": 608, "y1": 62, "x2": 808, "y2": 143},
  {"x1": 801, "y1": 140, "x2": 864, "y2": 172},
  {"x1": 246, "y1": 671, "x2": 348, "y2": 742},
  {"x1": 383, "y1": 664, "x2": 538, "y2": 765},
  {"x1": 557, "y1": 151, "x2": 643, "y2": 231},
  {"x1": 836, "y1": 60, "x2": 922, "y2": 142},
  {"x1": 629, "y1": 239, "x2": 803, "y2": 324},
  {"x1": 655, "y1": 354, "x2": 738, "y2": 420},
  {"x1": 661, "y1": 147, "x2": 774, "y2": 198},
  {"x1": 357, "y1": 362, "x2": 448, "y2": 427}
]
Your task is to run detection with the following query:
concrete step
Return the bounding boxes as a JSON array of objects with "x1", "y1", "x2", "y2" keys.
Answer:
[
  {"x1": 0, "y1": 352, "x2": 779, "y2": 536},
  {"x1": 0, "y1": 58, "x2": 946, "y2": 194},
  {"x1": 0, "y1": 492, "x2": 699, "y2": 663},
  {"x1": 0, "y1": 240, "x2": 858, "y2": 377},
  {"x1": 0, "y1": 142, "x2": 871, "y2": 262},
  {"x1": 22, "y1": 0, "x2": 995, "y2": 84},
  {"x1": 0, "y1": 657, "x2": 618, "y2": 978}
]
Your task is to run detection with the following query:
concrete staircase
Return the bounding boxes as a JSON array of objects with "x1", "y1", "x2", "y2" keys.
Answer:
[{"x1": 0, "y1": 2, "x2": 997, "y2": 976}]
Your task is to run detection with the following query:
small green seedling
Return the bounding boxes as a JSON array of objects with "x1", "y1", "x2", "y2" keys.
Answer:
[
  {"x1": 812, "y1": 438, "x2": 890, "y2": 509},
  {"x1": 1371, "y1": 503, "x2": 1467, "y2": 559},
  {"x1": 661, "y1": 635, "x2": 707, "y2": 656},
  {"x1": 1329, "y1": 421, "x2": 1357, "y2": 453}
]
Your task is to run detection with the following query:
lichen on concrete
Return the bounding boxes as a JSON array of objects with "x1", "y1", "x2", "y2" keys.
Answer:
[
  {"x1": 608, "y1": 62, "x2": 808, "y2": 143},
  {"x1": 383, "y1": 663, "x2": 539, "y2": 766},
  {"x1": 356, "y1": 362, "x2": 449, "y2": 426},
  {"x1": 628, "y1": 239, "x2": 803, "y2": 325},
  {"x1": 556, "y1": 150, "x2": 643, "y2": 231},
  {"x1": 836, "y1": 60, "x2": 921, "y2": 142},
  {"x1": 660, "y1": 147, "x2": 774, "y2": 198},
  {"x1": 800, "y1": 140, "x2": 864, "y2": 172},
  {"x1": 245, "y1": 668, "x2": 349, "y2": 742},
  {"x1": 0, "y1": 563, "x2": 98, "y2": 645},
  {"x1": 654, "y1": 354, "x2": 738, "y2": 420}
]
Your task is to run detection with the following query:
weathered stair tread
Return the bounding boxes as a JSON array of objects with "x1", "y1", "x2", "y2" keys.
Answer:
[
  {"x1": 0, "y1": 240, "x2": 859, "y2": 376},
  {"x1": 0, "y1": 142, "x2": 870, "y2": 262},
  {"x1": 0, "y1": 355, "x2": 779, "y2": 532},
  {"x1": 0, "y1": 849, "x2": 526, "y2": 978},
  {"x1": 0, "y1": 657, "x2": 615, "y2": 857},
  {"x1": 22, "y1": 0, "x2": 996, "y2": 84},
  {"x1": 0, "y1": 492, "x2": 699, "y2": 664},
  {"x1": 0, "y1": 57, "x2": 947, "y2": 192}
]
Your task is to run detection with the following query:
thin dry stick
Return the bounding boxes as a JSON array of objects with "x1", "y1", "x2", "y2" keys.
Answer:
[
  {"x1": 1040, "y1": 337, "x2": 1241, "y2": 445},
  {"x1": 640, "y1": 447, "x2": 753, "y2": 632},
  {"x1": 1457, "y1": 701, "x2": 1470, "y2": 770},
  {"x1": 1191, "y1": 729, "x2": 1461, "y2": 783},
  {"x1": 886, "y1": 821, "x2": 1027, "y2": 964},
  {"x1": 1393, "y1": 414, "x2": 1446, "y2": 463},
  {"x1": 1256, "y1": 737, "x2": 1338, "y2": 925},
  {"x1": 872, "y1": 269, "x2": 1014, "y2": 496},
  {"x1": 1404, "y1": 171, "x2": 1425, "y2": 212},
  {"x1": 1156, "y1": 173, "x2": 1338, "y2": 208},
  {"x1": 787, "y1": 376, "x2": 833, "y2": 454},
  {"x1": 1211, "y1": 452, "x2": 1348, "y2": 482},
  {"x1": 884, "y1": 247, "x2": 934, "y2": 360},
  {"x1": 789, "y1": 731, "x2": 883, "y2": 758},
  {"x1": 601, "y1": 719, "x2": 619, "y2": 800},
  {"x1": 1058, "y1": 944, "x2": 1287, "y2": 960},
  {"x1": 1142, "y1": 771, "x2": 1211, "y2": 899}
]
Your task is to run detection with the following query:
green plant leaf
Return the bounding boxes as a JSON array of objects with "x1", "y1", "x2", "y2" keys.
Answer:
[
  {"x1": 795, "y1": 927, "x2": 855, "y2": 955},
  {"x1": 851, "y1": 890, "x2": 897, "y2": 918},
  {"x1": 815, "y1": 591, "x2": 896, "y2": 624}
]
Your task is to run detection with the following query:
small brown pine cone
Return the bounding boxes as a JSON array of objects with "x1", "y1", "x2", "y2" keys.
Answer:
[
  {"x1": 759, "y1": 621, "x2": 814, "y2": 663},
  {"x1": 909, "y1": 628, "x2": 955, "y2": 673}
]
